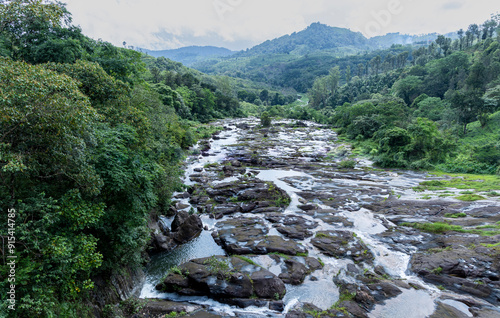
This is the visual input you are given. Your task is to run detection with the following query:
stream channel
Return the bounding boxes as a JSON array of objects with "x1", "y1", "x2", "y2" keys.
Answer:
[{"x1": 137, "y1": 118, "x2": 500, "y2": 318}]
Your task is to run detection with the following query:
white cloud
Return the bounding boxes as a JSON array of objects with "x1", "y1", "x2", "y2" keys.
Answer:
[{"x1": 64, "y1": 0, "x2": 499, "y2": 50}]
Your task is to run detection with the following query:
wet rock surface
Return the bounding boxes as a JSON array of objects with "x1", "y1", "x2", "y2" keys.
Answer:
[
  {"x1": 156, "y1": 256, "x2": 285, "y2": 307},
  {"x1": 141, "y1": 118, "x2": 500, "y2": 318}
]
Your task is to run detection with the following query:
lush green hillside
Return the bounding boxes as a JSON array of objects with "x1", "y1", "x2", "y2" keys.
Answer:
[
  {"x1": 236, "y1": 23, "x2": 369, "y2": 56},
  {"x1": 195, "y1": 45, "x2": 413, "y2": 92},
  {"x1": 302, "y1": 16, "x2": 500, "y2": 174},
  {"x1": 192, "y1": 22, "x2": 450, "y2": 93},
  {"x1": 0, "y1": 1, "x2": 239, "y2": 317}
]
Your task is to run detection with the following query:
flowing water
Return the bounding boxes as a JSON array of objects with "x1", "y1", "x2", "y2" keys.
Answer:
[{"x1": 137, "y1": 118, "x2": 500, "y2": 317}]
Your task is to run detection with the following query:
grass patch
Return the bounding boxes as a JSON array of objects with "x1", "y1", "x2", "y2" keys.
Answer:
[
  {"x1": 402, "y1": 222, "x2": 500, "y2": 236},
  {"x1": 401, "y1": 222, "x2": 463, "y2": 234},
  {"x1": 438, "y1": 194, "x2": 455, "y2": 198},
  {"x1": 415, "y1": 173, "x2": 500, "y2": 193},
  {"x1": 455, "y1": 194, "x2": 486, "y2": 201},
  {"x1": 481, "y1": 242, "x2": 500, "y2": 248},
  {"x1": 203, "y1": 256, "x2": 231, "y2": 275},
  {"x1": 235, "y1": 255, "x2": 259, "y2": 266},
  {"x1": 315, "y1": 232, "x2": 331, "y2": 239},
  {"x1": 330, "y1": 291, "x2": 356, "y2": 314},
  {"x1": 444, "y1": 212, "x2": 467, "y2": 218},
  {"x1": 269, "y1": 252, "x2": 290, "y2": 260},
  {"x1": 459, "y1": 190, "x2": 475, "y2": 194},
  {"x1": 339, "y1": 159, "x2": 356, "y2": 169},
  {"x1": 318, "y1": 258, "x2": 325, "y2": 267},
  {"x1": 427, "y1": 246, "x2": 452, "y2": 253}
]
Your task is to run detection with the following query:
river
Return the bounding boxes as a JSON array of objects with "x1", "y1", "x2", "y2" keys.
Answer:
[{"x1": 136, "y1": 118, "x2": 500, "y2": 317}]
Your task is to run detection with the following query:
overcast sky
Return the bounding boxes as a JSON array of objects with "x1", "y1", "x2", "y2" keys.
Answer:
[{"x1": 64, "y1": 0, "x2": 499, "y2": 51}]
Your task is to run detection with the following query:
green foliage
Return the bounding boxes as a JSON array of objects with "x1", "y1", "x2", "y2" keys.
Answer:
[
  {"x1": 260, "y1": 111, "x2": 272, "y2": 127},
  {"x1": 0, "y1": 18, "x2": 195, "y2": 317},
  {"x1": 402, "y1": 222, "x2": 464, "y2": 234},
  {"x1": 455, "y1": 194, "x2": 486, "y2": 201},
  {"x1": 204, "y1": 256, "x2": 231, "y2": 276},
  {"x1": 412, "y1": 96, "x2": 448, "y2": 121},
  {"x1": 392, "y1": 75, "x2": 424, "y2": 105},
  {"x1": 0, "y1": 58, "x2": 102, "y2": 196},
  {"x1": 444, "y1": 213, "x2": 467, "y2": 218},
  {"x1": 414, "y1": 173, "x2": 500, "y2": 192},
  {"x1": 403, "y1": 221, "x2": 500, "y2": 236},
  {"x1": 0, "y1": 0, "x2": 73, "y2": 61},
  {"x1": 339, "y1": 160, "x2": 356, "y2": 169}
]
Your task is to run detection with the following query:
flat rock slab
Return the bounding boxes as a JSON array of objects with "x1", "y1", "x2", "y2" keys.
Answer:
[
  {"x1": 265, "y1": 213, "x2": 318, "y2": 239},
  {"x1": 311, "y1": 230, "x2": 374, "y2": 264},
  {"x1": 410, "y1": 247, "x2": 500, "y2": 305},
  {"x1": 212, "y1": 217, "x2": 307, "y2": 256}
]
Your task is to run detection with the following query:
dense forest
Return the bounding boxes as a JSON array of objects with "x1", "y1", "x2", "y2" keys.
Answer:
[
  {"x1": 304, "y1": 16, "x2": 500, "y2": 174},
  {"x1": 1, "y1": 0, "x2": 499, "y2": 317},
  {"x1": 0, "y1": 1, "x2": 242, "y2": 316}
]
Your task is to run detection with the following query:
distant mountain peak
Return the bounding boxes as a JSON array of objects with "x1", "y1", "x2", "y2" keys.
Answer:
[{"x1": 237, "y1": 23, "x2": 369, "y2": 57}]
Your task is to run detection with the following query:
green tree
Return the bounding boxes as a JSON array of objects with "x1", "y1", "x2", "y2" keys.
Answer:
[
  {"x1": 0, "y1": 0, "x2": 95, "y2": 65},
  {"x1": 0, "y1": 57, "x2": 104, "y2": 316},
  {"x1": 449, "y1": 89, "x2": 485, "y2": 134},
  {"x1": 392, "y1": 75, "x2": 423, "y2": 105},
  {"x1": 0, "y1": 58, "x2": 102, "y2": 199},
  {"x1": 345, "y1": 65, "x2": 351, "y2": 83},
  {"x1": 260, "y1": 111, "x2": 272, "y2": 127},
  {"x1": 436, "y1": 35, "x2": 452, "y2": 56},
  {"x1": 260, "y1": 89, "x2": 269, "y2": 103}
]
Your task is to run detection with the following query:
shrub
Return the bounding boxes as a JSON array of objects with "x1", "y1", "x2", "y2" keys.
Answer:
[{"x1": 260, "y1": 111, "x2": 272, "y2": 127}]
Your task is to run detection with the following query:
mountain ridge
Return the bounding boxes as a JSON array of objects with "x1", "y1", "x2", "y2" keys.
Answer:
[{"x1": 142, "y1": 23, "x2": 457, "y2": 66}]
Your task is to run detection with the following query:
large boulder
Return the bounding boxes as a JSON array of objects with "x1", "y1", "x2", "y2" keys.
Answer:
[
  {"x1": 172, "y1": 214, "x2": 203, "y2": 244},
  {"x1": 151, "y1": 211, "x2": 203, "y2": 253},
  {"x1": 279, "y1": 259, "x2": 309, "y2": 285}
]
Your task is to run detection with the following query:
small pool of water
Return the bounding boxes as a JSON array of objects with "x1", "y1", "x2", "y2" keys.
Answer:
[{"x1": 139, "y1": 230, "x2": 226, "y2": 298}]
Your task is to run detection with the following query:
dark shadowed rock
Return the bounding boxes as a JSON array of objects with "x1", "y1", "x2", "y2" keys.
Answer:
[
  {"x1": 171, "y1": 211, "x2": 190, "y2": 232},
  {"x1": 172, "y1": 214, "x2": 203, "y2": 244},
  {"x1": 279, "y1": 259, "x2": 308, "y2": 285}
]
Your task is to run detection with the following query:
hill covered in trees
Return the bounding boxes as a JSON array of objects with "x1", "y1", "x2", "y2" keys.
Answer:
[{"x1": 191, "y1": 22, "x2": 452, "y2": 92}]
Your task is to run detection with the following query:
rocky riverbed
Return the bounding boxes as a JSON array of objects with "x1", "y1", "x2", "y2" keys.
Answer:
[{"x1": 135, "y1": 118, "x2": 500, "y2": 318}]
